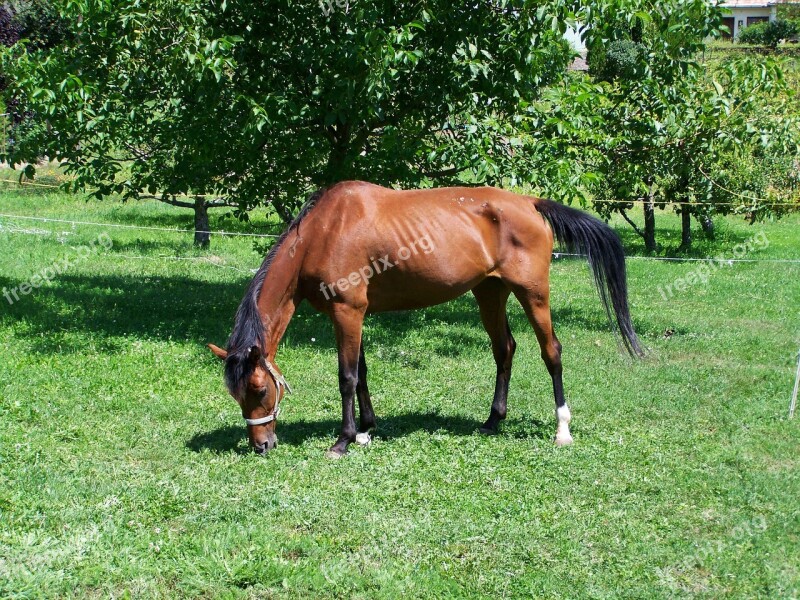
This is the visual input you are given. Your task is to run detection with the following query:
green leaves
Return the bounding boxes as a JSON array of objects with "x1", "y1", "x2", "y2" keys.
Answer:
[
  {"x1": 1, "y1": 0, "x2": 579, "y2": 218},
  {"x1": 4, "y1": 0, "x2": 793, "y2": 246}
]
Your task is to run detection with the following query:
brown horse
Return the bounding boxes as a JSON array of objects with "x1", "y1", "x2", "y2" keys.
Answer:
[{"x1": 208, "y1": 181, "x2": 643, "y2": 458}]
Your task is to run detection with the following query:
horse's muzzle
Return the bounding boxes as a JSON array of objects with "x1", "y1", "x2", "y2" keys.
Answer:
[{"x1": 253, "y1": 436, "x2": 277, "y2": 455}]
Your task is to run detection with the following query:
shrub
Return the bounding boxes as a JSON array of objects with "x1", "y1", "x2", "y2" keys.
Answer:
[
  {"x1": 764, "y1": 19, "x2": 798, "y2": 47},
  {"x1": 589, "y1": 39, "x2": 647, "y2": 82},
  {"x1": 11, "y1": 1, "x2": 68, "y2": 50},
  {"x1": 0, "y1": 5, "x2": 21, "y2": 47},
  {"x1": 737, "y1": 19, "x2": 798, "y2": 48},
  {"x1": 736, "y1": 21, "x2": 769, "y2": 45}
]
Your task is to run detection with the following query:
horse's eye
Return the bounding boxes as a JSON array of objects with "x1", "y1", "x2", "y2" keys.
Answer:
[{"x1": 257, "y1": 387, "x2": 269, "y2": 396}]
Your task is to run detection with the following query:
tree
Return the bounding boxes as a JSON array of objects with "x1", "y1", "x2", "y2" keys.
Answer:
[
  {"x1": 1, "y1": 4, "x2": 21, "y2": 156},
  {"x1": 0, "y1": 5, "x2": 20, "y2": 47},
  {"x1": 777, "y1": 1, "x2": 800, "y2": 21},
  {"x1": 6, "y1": 0, "x2": 794, "y2": 252},
  {"x1": 520, "y1": 0, "x2": 726, "y2": 252},
  {"x1": 661, "y1": 55, "x2": 798, "y2": 243},
  {"x1": 1, "y1": 4, "x2": 22, "y2": 95},
  {"x1": 1, "y1": 0, "x2": 576, "y2": 247},
  {"x1": 560, "y1": 0, "x2": 799, "y2": 252},
  {"x1": 2, "y1": 1, "x2": 69, "y2": 164}
]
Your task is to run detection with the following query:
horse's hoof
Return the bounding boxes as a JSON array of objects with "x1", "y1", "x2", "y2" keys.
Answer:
[
  {"x1": 479, "y1": 421, "x2": 500, "y2": 435},
  {"x1": 324, "y1": 449, "x2": 347, "y2": 460},
  {"x1": 554, "y1": 434, "x2": 574, "y2": 447},
  {"x1": 355, "y1": 432, "x2": 371, "y2": 446}
]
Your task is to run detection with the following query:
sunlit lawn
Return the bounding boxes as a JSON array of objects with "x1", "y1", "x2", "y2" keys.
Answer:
[{"x1": 1, "y1": 186, "x2": 798, "y2": 598}]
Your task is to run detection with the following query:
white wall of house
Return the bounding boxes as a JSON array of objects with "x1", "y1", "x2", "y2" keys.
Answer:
[
  {"x1": 568, "y1": 5, "x2": 780, "y2": 47},
  {"x1": 564, "y1": 25, "x2": 587, "y2": 53},
  {"x1": 723, "y1": 5, "x2": 778, "y2": 39}
]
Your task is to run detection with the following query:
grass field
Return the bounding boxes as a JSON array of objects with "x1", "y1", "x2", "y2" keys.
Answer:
[{"x1": 0, "y1": 183, "x2": 799, "y2": 599}]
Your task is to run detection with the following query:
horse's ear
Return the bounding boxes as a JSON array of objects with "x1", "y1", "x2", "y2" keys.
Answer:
[
  {"x1": 248, "y1": 345, "x2": 262, "y2": 365},
  {"x1": 207, "y1": 343, "x2": 228, "y2": 361}
]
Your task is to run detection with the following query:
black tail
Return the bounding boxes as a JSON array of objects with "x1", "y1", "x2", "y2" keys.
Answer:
[{"x1": 534, "y1": 198, "x2": 644, "y2": 357}]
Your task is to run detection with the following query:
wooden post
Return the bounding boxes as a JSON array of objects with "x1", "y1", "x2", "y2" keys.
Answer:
[{"x1": 790, "y1": 349, "x2": 800, "y2": 419}]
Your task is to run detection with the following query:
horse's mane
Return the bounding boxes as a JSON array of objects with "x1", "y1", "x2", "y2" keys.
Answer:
[{"x1": 224, "y1": 188, "x2": 327, "y2": 396}]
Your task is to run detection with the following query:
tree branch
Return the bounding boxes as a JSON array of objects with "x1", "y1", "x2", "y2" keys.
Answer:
[
  {"x1": 619, "y1": 208, "x2": 646, "y2": 240},
  {"x1": 138, "y1": 194, "x2": 237, "y2": 209},
  {"x1": 139, "y1": 194, "x2": 195, "y2": 209},
  {"x1": 421, "y1": 164, "x2": 473, "y2": 179}
]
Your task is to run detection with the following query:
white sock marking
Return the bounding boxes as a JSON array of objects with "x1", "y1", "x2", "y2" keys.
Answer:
[{"x1": 555, "y1": 405, "x2": 573, "y2": 444}]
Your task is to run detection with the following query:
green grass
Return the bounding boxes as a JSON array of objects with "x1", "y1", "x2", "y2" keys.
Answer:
[{"x1": 0, "y1": 188, "x2": 799, "y2": 599}]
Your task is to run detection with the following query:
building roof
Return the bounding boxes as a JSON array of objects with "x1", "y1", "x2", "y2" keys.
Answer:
[{"x1": 569, "y1": 52, "x2": 589, "y2": 72}]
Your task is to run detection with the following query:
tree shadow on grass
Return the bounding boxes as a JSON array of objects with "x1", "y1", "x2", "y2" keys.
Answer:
[
  {"x1": 106, "y1": 238, "x2": 201, "y2": 255},
  {"x1": 613, "y1": 221, "x2": 761, "y2": 259},
  {"x1": 1, "y1": 272, "x2": 647, "y2": 357},
  {"x1": 100, "y1": 203, "x2": 283, "y2": 236},
  {"x1": 186, "y1": 411, "x2": 552, "y2": 454}
]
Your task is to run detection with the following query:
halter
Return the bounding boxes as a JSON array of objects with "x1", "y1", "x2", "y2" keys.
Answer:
[{"x1": 243, "y1": 360, "x2": 292, "y2": 426}]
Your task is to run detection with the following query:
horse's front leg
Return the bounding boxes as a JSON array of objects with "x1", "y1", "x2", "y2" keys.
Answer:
[{"x1": 326, "y1": 305, "x2": 365, "y2": 459}]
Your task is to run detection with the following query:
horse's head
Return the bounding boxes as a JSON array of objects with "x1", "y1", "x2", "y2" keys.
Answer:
[{"x1": 208, "y1": 343, "x2": 290, "y2": 454}]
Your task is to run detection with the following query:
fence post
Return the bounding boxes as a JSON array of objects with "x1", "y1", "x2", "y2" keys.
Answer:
[{"x1": 790, "y1": 348, "x2": 800, "y2": 419}]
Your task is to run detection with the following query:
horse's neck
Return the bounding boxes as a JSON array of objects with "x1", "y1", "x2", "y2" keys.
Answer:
[{"x1": 257, "y1": 232, "x2": 304, "y2": 358}]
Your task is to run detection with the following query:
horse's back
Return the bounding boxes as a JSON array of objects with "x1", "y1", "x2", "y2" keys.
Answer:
[
  {"x1": 316, "y1": 181, "x2": 551, "y2": 244},
  {"x1": 300, "y1": 182, "x2": 554, "y2": 312}
]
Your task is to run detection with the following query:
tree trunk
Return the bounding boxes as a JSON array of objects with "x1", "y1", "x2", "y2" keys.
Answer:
[
  {"x1": 194, "y1": 196, "x2": 210, "y2": 248},
  {"x1": 643, "y1": 191, "x2": 657, "y2": 253},
  {"x1": 323, "y1": 124, "x2": 351, "y2": 184},
  {"x1": 679, "y1": 207, "x2": 692, "y2": 251},
  {"x1": 273, "y1": 201, "x2": 294, "y2": 224}
]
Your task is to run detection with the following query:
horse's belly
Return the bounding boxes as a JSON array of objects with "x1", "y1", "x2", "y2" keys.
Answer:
[
  {"x1": 363, "y1": 257, "x2": 495, "y2": 312},
  {"x1": 365, "y1": 278, "x2": 486, "y2": 312}
]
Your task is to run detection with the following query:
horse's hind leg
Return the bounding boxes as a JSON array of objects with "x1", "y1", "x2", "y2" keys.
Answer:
[
  {"x1": 355, "y1": 339, "x2": 376, "y2": 445},
  {"x1": 511, "y1": 286, "x2": 573, "y2": 446},
  {"x1": 473, "y1": 278, "x2": 516, "y2": 434}
]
